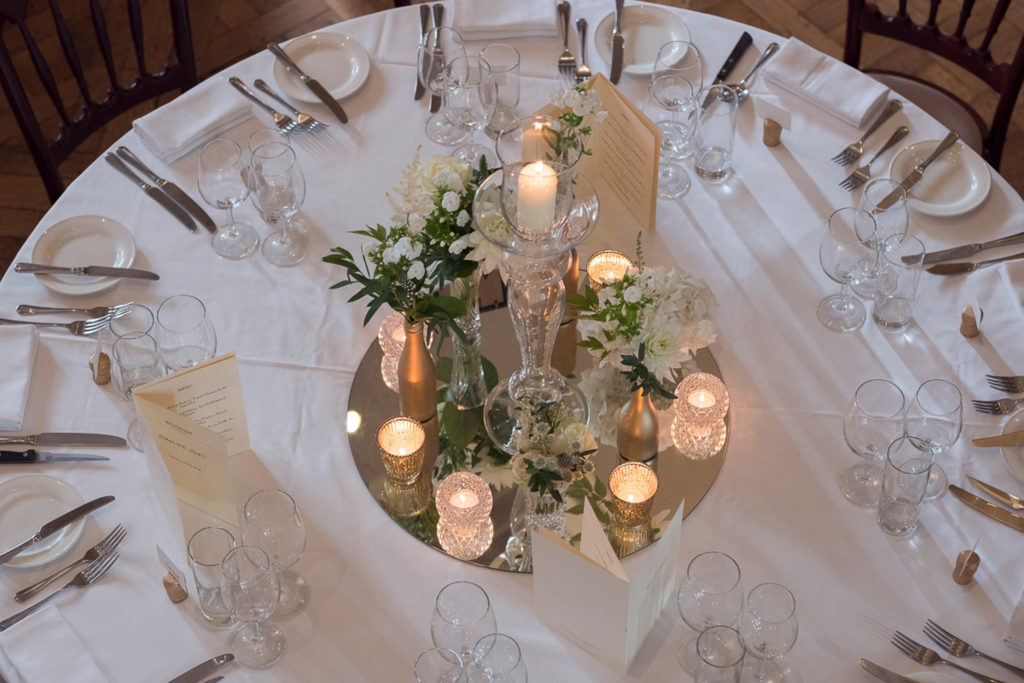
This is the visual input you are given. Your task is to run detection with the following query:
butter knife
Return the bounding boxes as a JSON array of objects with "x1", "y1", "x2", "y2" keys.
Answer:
[
  {"x1": 610, "y1": 0, "x2": 625, "y2": 84},
  {"x1": 415, "y1": 4, "x2": 430, "y2": 101},
  {"x1": 859, "y1": 659, "x2": 915, "y2": 683},
  {"x1": 875, "y1": 131, "x2": 960, "y2": 211},
  {"x1": 168, "y1": 653, "x2": 235, "y2": 683},
  {"x1": 0, "y1": 450, "x2": 109, "y2": 463},
  {"x1": 15, "y1": 263, "x2": 159, "y2": 281},
  {"x1": 968, "y1": 475, "x2": 1024, "y2": 509},
  {"x1": 0, "y1": 495, "x2": 115, "y2": 566},
  {"x1": 0, "y1": 432, "x2": 126, "y2": 447},
  {"x1": 104, "y1": 154, "x2": 198, "y2": 232},
  {"x1": 925, "y1": 250, "x2": 1024, "y2": 275},
  {"x1": 267, "y1": 42, "x2": 348, "y2": 124},
  {"x1": 429, "y1": 4, "x2": 444, "y2": 113},
  {"x1": 115, "y1": 147, "x2": 216, "y2": 233},
  {"x1": 950, "y1": 484, "x2": 1024, "y2": 532},
  {"x1": 919, "y1": 229, "x2": 1024, "y2": 264},
  {"x1": 973, "y1": 430, "x2": 1024, "y2": 447}
]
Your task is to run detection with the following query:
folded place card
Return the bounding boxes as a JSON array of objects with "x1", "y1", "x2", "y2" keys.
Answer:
[
  {"x1": 0, "y1": 326, "x2": 38, "y2": 431},
  {"x1": 452, "y1": 0, "x2": 558, "y2": 40}
]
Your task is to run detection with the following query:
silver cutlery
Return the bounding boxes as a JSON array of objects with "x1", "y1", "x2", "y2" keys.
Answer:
[
  {"x1": 104, "y1": 153, "x2": 199, "y2": 232},
  {"x1": 575, "y1": 18, "x2": 591, "y2": 83},
  {"x1": 15, "y1": 525, "x2": 126, "y2": 603},
  {"x1": 168, "y1": 653, "x2": 235, "y2": 683},
  {"x1": 859, "y1": 658, "x2": 915, "y2": 683},
  {"x1": 609, "y1": 0, "x2": 624, "y2": 84},
  {"x1": 831, "y1": 99, "x2": 903, "y2": 165},
  {"x1": 0, "y1": 496, "x2": 115, "y2": 566},
  {"x1": 556, "y1": 1, "x2": 576, "y2": 83},
  {"x1": 920, "y1": 228, "x2": 1024, "y2": 264},
  {"x1": 0, "y1": 432, "x2": 126, "y2": 447},
  {"x1": 986, "y1": 373, "x2": 1024, "y2": 393},
  {"x1": 0, "y1": 315, "x2": 117, "y2": 336},
  {"x1": 950, "y1": 485, "x2": 1024, "y2": 532},
  {"x1": 17, "y1": 302, "x2": 133, "y2": 317},
  {"x1": 701, "y1": 32, "x2": 754, "y2": 109},
  {"x1": 840, "y1": 125, "x2": 910, "y2": 190},
  {"x1": 253, "y1": 79, "x2": 329, "y2": 132},
  {"x1": 429, "y1": 4, "x2": 444, "y2": 113},
  {"x1": 228, "y1": 76, "x2": 297, "y2": 132},
  {"x1": 15, "y1": 262, "x2": 159, "y2": 280},
  {"x1": 267, "y1": 41, "x2": 348, "y2": 124},
  {"x1": 0, "y1": 450, "x2": 109, "y2": 464},
  {"x1": 924, "y1": 619, "x2": 1024, "y2": 677},
  {"x1": 115, "y1": 147, "x2": 216, "y2": 233},
  {"x1": 891, "y1": 631, "x2": 1005, "y2": 682},
  {"x1": 415, "y1": 4, "x2": 430, "y2": 101},
  {"x1": 727, "y1": 41, "x2": 780, "y2": 103},
  {"x1": 972, "y1": 396, "x2": 1024, "y2": 415},
  {"x1": 0, "y1": 552, "x2": 118, "y2": 632},
  {"x1": 876, "y1": 130, "x2": 960, "y2": 210},
  {"x1": 926, "y1": 249, "x2": 1024, "y2": 275}
]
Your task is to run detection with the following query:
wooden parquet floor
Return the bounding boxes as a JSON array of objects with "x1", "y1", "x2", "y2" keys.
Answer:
[{"x1": 1, "y1": 0, "x2": 1022, "y2": 273}]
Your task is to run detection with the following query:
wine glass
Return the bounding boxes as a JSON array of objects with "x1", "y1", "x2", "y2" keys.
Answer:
[
  {"x1": 738, "y1": 583, "x2": 797, "y2": 683},
  {"x1": 445, "y1": 55, "x2": 498, "y2": 167},
  {"x1": 646, "y1": 74, "x2": 696, "y2": 198},
  {"x1": 417, "y1": 26, "x2": 469, "y2": 145},
  {"x1": 467, "y1": 633, "x2": 527, "y2": 683},
  {"x1": 906, "y1": 378, "x2": 963, "y2": 501},
  {"x1": 653, "y1": 40, "x2": 705, "y2": 92},
  {"x1": 839, "y1": 379, "x2": 906, "y2": 506},
  {"x1": 197, "y1": 138, "x2": 259, "y2": 260},
  {"x1": 431, "y1": 581, "x2": 497, "y2": 663},
  {"x1": 415, "y1": 647, "x2": 465, "y2": 683},
  {"x1": 155, "y1": 294, "x2": 217, "y2": 370},
  {"x1": 852, "y1": 178, "x2": 909, "y2": 298},
  {"x1": 249, "y1": 140, "x2": 308, "y2": 267},
  {"x1": 677, "y1": 551, "x2": 744, "y2": 673},
  {"x1": 220, "y1": 545, "x2": 285, "y2": 669},
  {"x1": 242, "y1": 488, "x2": 310, "y2": 618},
  {"x1": 817, "y1": 206, "x2": 878, "y2": 332},
  {"x1": 694, "y1": 625, "x2": 745, "y2": 683},
  {"x1": 111, "y1": 332, "x2": 164, "y2": 451}
]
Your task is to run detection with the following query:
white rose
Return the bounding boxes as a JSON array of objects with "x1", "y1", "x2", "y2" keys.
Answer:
[
  {"x1": 381, "y1": 247, "x2": 397, "y2": 264},
  {"x1": 456, "y1": 209, "x2": 470, "y2": 228},
  {"x1": 623, "y1": 285, "x2": 642, "y2": 303},
  {"x1": 408, "y1": 261, "x2": 425, "y2": 280},
  {"x1": 441, "y1": 191, "x2": 460, "y2": 212},
  {"x1": 449, "y1": 237, "x2": 467, "y2": 254}
]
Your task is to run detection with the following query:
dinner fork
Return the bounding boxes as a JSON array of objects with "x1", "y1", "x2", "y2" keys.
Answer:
[
  {"x1": 0, "y1": 314, "x2": 116, "y2": 336},
  {"x1": 891, "y1": 631, "x2": 1002, "y2": 682},
  {"x1": 15, "y1": 525, "x2": 126, "y2": 603},
  {"x1": 831, "y1": 99, "x2": 903, "y2": 165},
  {"x1": 0, "y1": 552, "x2": 118, "y2": 632},
  {"x1": 228, "y1": 76, "x2": 297, "y2": 133},
  {"x1": 253, "y1": 79, "x2": 329, "y2": 132},
  {"x1": 971, "y1": 397, "x2": 1024, "y2": 415},
  {"x1": 575, "y1": 18, "x2": 591, "y2": 83},
  {"x1": 556, "y1": 1, "x2": 576, "y2": 83},
  {"x1": 923, "y1": 619, "x2": 1024, "y2": 677},
  {"x1": 839, "y1": 125, "x2": 909, "y2": 190},
  {"x1": 17, "y1": 302, "x2": 133, "y2": 318},
  {"x1": 985, "y1": 374, "x2": 1024, "y2": 393}
]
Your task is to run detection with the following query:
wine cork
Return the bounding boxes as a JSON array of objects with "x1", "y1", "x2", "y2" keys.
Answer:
[
  {"x1": 163, "y1": 572, "x2": 188, "y2": 603},
  {"x1": 763, "y1": 119, "x2": 782, "y2": 147},
  {"x1": 953, "y1": 550, "x2": 980, "y2": 585},
  {"x1": 960, "y1": 305, "x2": 982, "y2": 338},
  {"x1": 89, "y1": 352, "x2": 111, "y2": 385}
]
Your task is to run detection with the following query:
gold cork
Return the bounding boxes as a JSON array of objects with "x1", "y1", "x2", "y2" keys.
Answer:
[
  {"x1": 89, "y1": 351, "x2": 111, "y2": 385},
  {"x1": 960, "y1": 306, "x2": 982, "y2": 338},
  {"x1": 953, "y1": 550, "x2": 980, "y2": 585},
  {"x1": 163, "y1": 572, "x2": 188, "y2": 603},
  {"x1": 763, "y1": 119, "x2": 782, "y2": 147}
]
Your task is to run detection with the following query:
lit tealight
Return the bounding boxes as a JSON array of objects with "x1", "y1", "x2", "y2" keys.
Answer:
[
  {"x1": 436, "y1": 472, "x2": 494, "y2": 561},
  {"x1": 608, "y1": 462, "x2": 658, "y2": 527},
  {"x1": 673, "y1": 372, "x2": 729, "y2": 460},
  {"x1": 377, "y1": 417, "x2": 426, "y2": 484},
  {"x1": 585, "y1": 250, "x2": 633, "y2": 290}
]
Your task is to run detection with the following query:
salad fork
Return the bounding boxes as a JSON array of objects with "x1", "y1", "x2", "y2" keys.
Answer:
[
  {"x1": 839, "y1": 125, "x2": 909, "y2": 190},
  {"x1": 253, "y1": 79, "x2": 329, "y2": 132},
  {"x1": 923, "y1": 619, "x2": 1024, "y2": 677},
  {"x1": 556, "y1": 2, "x2": 576, "y2": 83},
  {"x1": 891, "y1": 631, "x2": 1002, "y2": 682},
  {"x1": 971, "y1": 397, "x2": 1024, "y2": 415},
  {"x1": 0, "y1": 552, "x2": 118, "y2": 632},
  {"x1": 17, "y1": 302, "x2": 133, "y2": 318},
  {"x1": 15, "y1": 525, "x2": 126, "y2": 603},
  {"x1": 0, "y1": 314, "x2": 116, "y2": 336},
  {"x1": 831, "y1": 99, "x2": 903, "y2": 165},
  {"x1": 575, "y1": 18, "x2": 591, "y2": 83},
  {"x1": 985, "y1": 373, "x2": 1024, "y2": 393},
  {"x1": 228, "y1": 77, "x2": 297, "y2": 133}
]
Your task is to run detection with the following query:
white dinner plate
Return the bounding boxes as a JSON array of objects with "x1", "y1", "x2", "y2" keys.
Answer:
[
  {"x1": 0, "y1": 475, "x2": 85, "y2": 568},
  {"x1": 30, "y1": 215, "x2": 136, "y2": 296},
  {"x1": 594, "y1": 5, "x2": 691, "y2": 76},
  {"x1": 907, "y1": 671, "x2": 963, "y2": 682},
  {"x1": 999, "y1": 408, "x2": 1024, "y2": 484},
  {"x1": 888, "y1": 139, "x2": 991, "y2": 217},
  {"x1": 272, "y1": 32, "x2": 371, "y2": 103}
]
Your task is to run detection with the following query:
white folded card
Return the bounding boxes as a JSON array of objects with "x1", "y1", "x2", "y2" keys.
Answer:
[
  {"x1": 761, "y1": 38, "x2": 890, "y2": 129},
  {"x1": 1005, "y1": 588, "x2": 1024, "y2": 651},
  {"x1": 452, "y1": 0, "x2": 557, "y2": 40},
  {"x1": 133, "y1": 76, "x2": 252, "y2": 164},
  {"x1": 0, "y1": 326, "x2": 37, "y2": 431},
  {"x1": 0, "y1": 605, "x2": 106, "y2": 682}
]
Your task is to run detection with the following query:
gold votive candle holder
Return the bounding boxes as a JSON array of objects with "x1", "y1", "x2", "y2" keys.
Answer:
[
  {"x1": 608, "y1": 462, "x2": 658, "y2": 527},
  {"x1": 381, "y1": 474, "x2": 432, "y2": 519},
  {"x1": 377, "y1": 417, "x2": 426, "y2": 484},
  {"x1": 585, "y1": 250, "x2": 633, "y2": 290},
  {"x1": 435, "y1": 472, "x2": 494, "y2": 560}
]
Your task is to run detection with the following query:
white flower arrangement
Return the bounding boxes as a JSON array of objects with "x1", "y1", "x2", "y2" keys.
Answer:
[{"x1": 509, "y1": 399, "x2": 598, "y2": 502}]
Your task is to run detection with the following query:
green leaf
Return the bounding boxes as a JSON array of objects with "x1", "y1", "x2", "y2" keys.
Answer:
[
  {"x1": 440, "y1": 402, "x2": 483, "y2": 449},
  {"x1": 435, "y1": 357, "x2": 453, "y2": 385},
  {"x1": 482, "y1": 356, "x2": 499, "y2": 391},
  {"x1": 566, "y1": 504, "x2": 584, "y2": 515}
]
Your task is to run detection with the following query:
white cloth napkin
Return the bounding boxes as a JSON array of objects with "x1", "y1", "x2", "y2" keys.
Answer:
[
  {"x1": 0, "y1": 327, "x2": 37, "y2": 431},
  {"x1": 0, "y1": 606, "x2": 106, "y2": 682},
  {"x1": 760, "y1": 38, "x2": 890, "y2": 129},
  {"x1": 1005, "y1": 588, "x2": 1024, "y2": 651},
  {"x1": 452, "y1": 0, "x2": 558, "y2": 40},
  {"x1": 133, "y1": 76, "x2": 253, "y2": 164}
]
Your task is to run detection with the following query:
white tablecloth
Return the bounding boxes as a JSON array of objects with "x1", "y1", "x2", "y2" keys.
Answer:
[{"x1": 1, "y1": 2, "x2": 1023, "y2": 680}]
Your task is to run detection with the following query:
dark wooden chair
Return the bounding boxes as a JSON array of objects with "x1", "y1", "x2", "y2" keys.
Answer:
[
  {"x1": 844, "y1": 0, "x2": 1024, "y2": 170},
  {"x1": 0, "y1": 0, "x2": 197, "y2": 202}
]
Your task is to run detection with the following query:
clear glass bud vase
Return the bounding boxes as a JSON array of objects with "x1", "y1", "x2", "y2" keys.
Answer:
[
  {"x1": 449, "y1": 270, "x2": 488, "y2": 410},
  {"x1": 505, "y1": 485, "x2": 566, "y2": 572}
]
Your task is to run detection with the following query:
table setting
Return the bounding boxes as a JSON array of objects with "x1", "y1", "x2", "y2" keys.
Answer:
[{"x1": 0, "y1": 0, "x2": 1023, "y2": 680}]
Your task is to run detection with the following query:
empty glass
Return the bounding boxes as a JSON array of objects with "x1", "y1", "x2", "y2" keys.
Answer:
[
  {"x1": 647, "y1": 74, "x2": 697, "y2": 198},
  {"x1": 694, "y1": 625, "x2": 745, "y2": 682},
  {"x1": 877, "y1": 435, "x2": 934, "y2": 536},
  {"x1": 694, "y1": 84, "x2": 739, "y2": 182},
  {"x1": 840, "y1": 379, "x2": 906, "y2": 506},
  {"x1": 242, "y1": 489, "x2": 310, "y2": 618},
  {"x1": 197, "y1": 138, "x2": 259, "y2": 260},
  {"x1": 187, "y1": 526, "x2": 236, "y2": 627},
  {"x1": 249, "y1": 141, "x2": 308, "y2": 267},
  {"x1": 872, "y1": 235, "x2": 925, "y2": 333},
  {"x1": 817, "y1": 207, "x2": 878, "y2": 332},
  {"x1": 851, "y1": 178, "x2": 909, "y2": 298},
  {"x1": 221, "y1": 545, "x2": 285, "y2": 669},
  {"x1": 417, "y1": 26, "x2": 469, "y2": 145},
  {"x1": 677, "y1": 551, "x2": 744, "y2": 673},
  {"x1": 905, "y1": 379, "x2": 962, "y2": 501},
  {"x1": 652, "y1": 40, "x2": 705, "y2": 92},
  {"x1": 431, "y1": 581, "x2": 497, "y2": 663},
  {"x1": 111, "y1": 332, "x2": 164, "y2": 450},
  {"x1": 155, "y1": 294, "x2": 217, "y2": 370},
  {"x1": 467, "y1": 633, "x2": 526, "y2": 682},
  {"x1": 480, "y1": 43, "x2": 521, "y2": 139},
  {"x1": 109, "y1": 304, "x2": 154, "y2": 338},
  {"x1": 738, "y1": 583, "x2": 798, "y2": 682},
  {"x1": 445, "y1": 55, "x2": 498, "y2": 167},
  {"x1": 415, "y1": 647, "x2": 465, "y2": 683}
]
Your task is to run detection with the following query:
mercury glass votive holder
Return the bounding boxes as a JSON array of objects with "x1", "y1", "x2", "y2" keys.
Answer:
[
  {"x1": 436, "y1": 472, "x2": 494, "y2": 560},
  {"x1": 377, "y1": 417, "x2": 426, "y2": 484},
  {"x1": 673, "y1": 373, "x2": 729, "y2": 460},
  {"x1": 381, "y1": 474, "x2": 432, "y2": 519},
  {"x1": 608, "y1": 462, "x2": 658, "y2": 527},
  {"x1": 585, "y1": 250, "x2": 633, "y2": 290}
]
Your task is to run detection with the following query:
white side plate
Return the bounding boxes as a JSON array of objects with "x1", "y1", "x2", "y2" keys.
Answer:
[
  {"x1": 0, "y1": 475, "x2": 85, "y2": 568},
  {"x1": 1000, "y1": 409, "x2": 1024, "y2": 484},
  {"x1": 889, "y1": 140, "x2": 991, "y2": 217},
  {"x1": 31, "y1": 215, "x2": 136, "y2": 296},
  {"x1": 273, "y1": 33, "x2": 371, "y2": 103},
  {"x1": 594, "y1": 5, "x2": 691, "y2": 76}
]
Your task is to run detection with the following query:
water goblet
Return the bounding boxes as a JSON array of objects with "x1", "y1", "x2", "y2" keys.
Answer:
[
  {"x1": 415, "y1": 647, "x2": 465, "y2": 683},
  {"x1": 817, "y1": 206, "x2": 878, "y2": 332},
  {"x1": 155, "y1": 294, "x2": 217, "y2": 370},
  {"x1": 445, "y1": 55, "x2": 498, "y2": 167},
  {"x1": 852, "y1": 178, "x2": 909, "y2": 298},
  {"x1": 906, "y1": 378, "x2": 962, "y2": 501},
  {"x1": 839, "y1": 379, "x2": 906, "y2": 506},
  {"x1": 646, "y1": 74, "x2": 696, "y2": 198},
  {"x1": 242, "y1": 488, "x2": 310, "y2": 618},
  {"x1": 249, "y1": 140, "x2": 308, "y2": 267},
  {"x1": 430, "y1": 581, "x2": 497, "y2": 663},
  {"x1": 653, "y1": 40, "x2": 705, "y2": 92},
  {"x1": 221, "y1": 545, "x2": 285, "y2": 669},
  {"x1": 738, "y1": 583, "x2": 797, "y2": 682},
  {"x1": 197, "y1": 138, "x2": 259, "y2": 260},
  {"x1": 111, "y1": 332, "x2": 164, "y2": 451},
  {"x1": 467, "y1": 633, "x2": 527, "y2": 683},
  {"x1": 417, "y1": 26, "x2": 469, "y2": 145},
  {"x1": 677, "y1": 551, "x2": 744, "y2": 673}
]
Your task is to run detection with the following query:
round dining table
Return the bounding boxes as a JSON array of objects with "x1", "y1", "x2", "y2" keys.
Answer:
[{"x1": 1, "y1": 1, "x2": 1023, "y2": 680}]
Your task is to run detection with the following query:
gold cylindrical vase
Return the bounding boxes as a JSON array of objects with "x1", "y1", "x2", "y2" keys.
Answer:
[
  {"x1": 617, "y1": 387, "x2": 659, "y2": 462},
  {"x1": 398, "y1": 319, "x2": 437, "y2": 423}
]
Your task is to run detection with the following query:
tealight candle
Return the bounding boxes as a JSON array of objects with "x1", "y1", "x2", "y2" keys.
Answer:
[
  {"x1": 608, "y1": 462, "x2": 658, "y2": 527},
  {"x1": 450, "y1": 490, "x2": 480, "y2": 509},
  {"x1": 517, "y1": 160, "x2": 557, "y2": 234},
  {"x1": 585, "y1": 250, "x2": 633, "y2": 290},
  {"x1": 436, "y1": 472, "x2": 494, "y2": 560},
  {"x1": 377, "y1": 417, "x2": 426, "y2": 484},
  {"x1": 673, "y1": 372, "x2": 729, "y2": 460}
]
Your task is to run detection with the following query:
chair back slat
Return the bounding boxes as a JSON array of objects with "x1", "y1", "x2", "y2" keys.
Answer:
[
  {"x1": 88, "y1": 0, "x2": 119, "y2": 92},
  {"x1": 927, "y1": 0, "x2": 940, "y2": 28},
  {"x1": 953, "y1": 0, "x2": 975, "y2": 37},
  {"x1": 126, "y1": 0, "x2": 146, "y2": 76},
  {"x1": 16, "y1": 19, "x2": 69, "y2": 125},
  {"x1": 46, "y1": 0, "x2": 92, "y2": 106},
  {"x1": 980, "y1": 0, "x2": 1011, "y2": 53}
]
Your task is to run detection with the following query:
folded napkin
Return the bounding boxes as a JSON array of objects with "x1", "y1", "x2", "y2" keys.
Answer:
[
  {"x1": 452, "y1": 0, "x2": 557, "y2": 40},
  {"x1": 0, "y1": 327, "x2": 37, "y2": 431},
  {"x1": 133, "y1": 76, "x2": 253, "y2": 164},
  {"x1": 1006, "y1": 588, "x2": 1024, "y2": 651},
  {"x1": 761, "y1": 38, "x2": 890, "y2": 129},
  {"x1": 0, "y1": 606, "x2": 106, "y2": 682}
]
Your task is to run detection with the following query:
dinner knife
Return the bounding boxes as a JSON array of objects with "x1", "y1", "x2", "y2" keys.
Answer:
[
  {"x1": 15, "y1": 263, "x2": 159, "y2": 281},
  {"x1": 875, "y1": 131, "x2": 960, "y2": 212},
  {"x1": 104, "y1": 154, "x2": 198, "y2": 232},
  {"x1": 267, "y1": 41, "x2": 348, "y2": 124},
  {"x1": 0, "y1": 432, "x2": 127, "y2": 447},
  {"x1": 925, "y1": 250, "x2": 1024, "y2": 275},
  {"x1": 168, "y1": 653, "x2": 234, "y2": 683},
  {"x1": 610, "y1": 0, "x2": 625, "y2": 84},
  {"x1": 115, "y1": 147, "x2": 216, "y2": 233},
  {"x1": 950, "y1": 484, "x2": 1024, "y2": 532},
  {"x1": 859, "y1": 659, "x2": 915, "y2": 683},
  {"x1": 919, "y1": 229, "x2": 1024, "y2": 265},
  {"x1": 0, "y1": 450, "x2": 109, "y2": 463},
  {"x1": 0, "y1": 495, "x2": 115, "y2": 566},
  {"x1": 700, "y1": 32, "x2": 754, "y2": 109},
  {"x1": 428, "y1": 3, "x2": 444, "y2": 113},
  {"x1": 973, "y1": 430, "x2": 1024, "y2": 447},
  {"x1": 415, "y1": 4, "x2": 430, "y2": 101},
  {"x1": 967, "y1": 475, "x2": 1024, "y2": 509}
]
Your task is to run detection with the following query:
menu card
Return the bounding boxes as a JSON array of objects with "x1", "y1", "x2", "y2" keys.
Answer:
[{"x1": 532, "y1": 498, "x2": 684, "y2": 673}]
